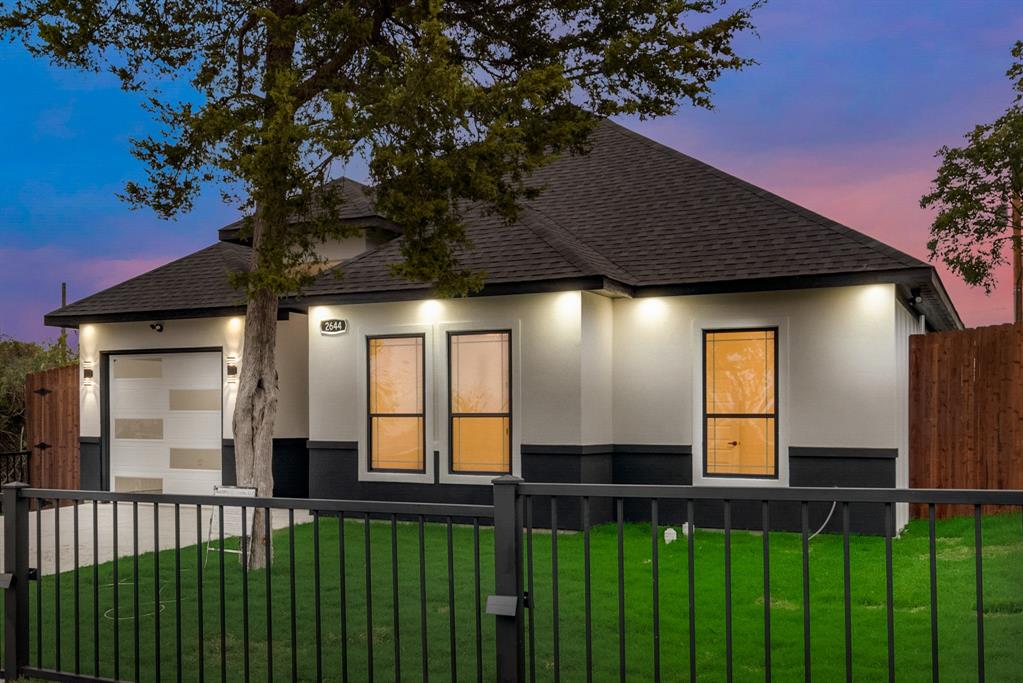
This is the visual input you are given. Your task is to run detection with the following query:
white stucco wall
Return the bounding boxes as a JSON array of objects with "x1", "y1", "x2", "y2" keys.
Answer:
[
  {"x1": 581, "y1": 292, "x2": 614, "y2": 445},
  {"x1": 78, "y1": 314, "x2": 309, "y2": 439},
  {"x1": 79, "y1": 282, "x2": 912, "y2": 491},
  {"x1": 613, "y1": 284, "x2": 902, "y2": 484},
  {"x1": 308, "y1": 291, "x2": 588, "y2": 482},
  {"x1": 317, "y1": 236, "x2": 370, "y2": 263}
]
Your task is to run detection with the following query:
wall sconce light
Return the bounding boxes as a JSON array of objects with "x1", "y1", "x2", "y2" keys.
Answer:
[
  {"x1": 226, "y1": 356, "x2": 239, "y2": 382},
  {"x1": 82, "y1": 362, "x2": 94, "y2": 386}
]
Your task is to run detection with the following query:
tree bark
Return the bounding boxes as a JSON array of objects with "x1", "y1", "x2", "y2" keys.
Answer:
[
  {"x1": 233, "y1": 282, "x2": 279, "y2": 569},
  {"x1": 1013, "y1": 193, "x2": 1021, "y2": 326}
]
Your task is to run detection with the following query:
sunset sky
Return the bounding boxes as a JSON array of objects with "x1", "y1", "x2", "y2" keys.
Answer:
[{"x1": 2, "y1": 0, "x2": 1021, "y2": 343}]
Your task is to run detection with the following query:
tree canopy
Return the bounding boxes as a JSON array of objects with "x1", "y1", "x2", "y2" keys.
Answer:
[
  {"x1": 2, "y1": 0, "x2": 761, "y2": 296},
  {"x1": 921, "y1": 41, "x2": 1023, "y2": 319},
  {"x1": 2, "y1": 0, "x2": 760, "y2": 564},
  {"x1": 0, "y1": 335, "x2": 76, "y2": 454}
]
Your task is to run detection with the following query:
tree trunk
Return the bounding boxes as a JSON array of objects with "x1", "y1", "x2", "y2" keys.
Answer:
[
  {"x1": 1013, "y1": 193, "x2": 1021, "y2": 326},
  {"x1": 233, "y1": 284, "x2": 279, "y2": 569}
]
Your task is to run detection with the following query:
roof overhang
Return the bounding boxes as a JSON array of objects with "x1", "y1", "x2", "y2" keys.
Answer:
[
  {"x1": 44, "y1": 304, "x2": 300, "y2": 328},
  {"x1": 45, "y1": 267, "x2": 962, "y2": 332}
]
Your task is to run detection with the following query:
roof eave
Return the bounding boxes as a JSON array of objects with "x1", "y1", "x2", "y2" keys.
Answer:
[
  {"x1": 44, "y1": 268, "x2": 962, "y2": 332},
  {"x1": 43, "y1": 305, "x2": 246, "y2": 329}
]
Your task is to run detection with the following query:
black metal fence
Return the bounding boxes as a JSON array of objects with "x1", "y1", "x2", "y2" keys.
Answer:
[{"x1": 2, "y1": 480, "x2": 1022, "y2": 682}]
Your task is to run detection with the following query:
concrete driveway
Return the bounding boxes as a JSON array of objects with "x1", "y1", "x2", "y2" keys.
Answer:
[{"x1": 1, "y1": 502, "x2": 311, "y2": 576}]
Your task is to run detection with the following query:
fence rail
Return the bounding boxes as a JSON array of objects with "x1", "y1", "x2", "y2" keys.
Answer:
[{"x1": 2, "y1": 481, "x2": 1021, "y2": 682}]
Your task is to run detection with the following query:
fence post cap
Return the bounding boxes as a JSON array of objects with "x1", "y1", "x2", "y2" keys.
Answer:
[
  {"x1": 492, "y1": 475, "x2": 523, "y2": 486},
  {"x1": 1, "y1": 481, "x2": 29, "y2": 490}
]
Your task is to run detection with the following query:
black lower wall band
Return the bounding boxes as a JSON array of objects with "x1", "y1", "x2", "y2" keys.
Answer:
[
  {"x1": 221, "y1": 438, "x2": 310, "y2": 498},
  {"x1": 84, "y1": 437, "x2": 898, "y2": 535}
]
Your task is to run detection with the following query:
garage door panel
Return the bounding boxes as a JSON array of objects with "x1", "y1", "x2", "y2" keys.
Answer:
[
  {"x1": 112, "y1": 357, "x2": 163, "y2": 380},
  {"x1": 161, "y1": 355, "x2": 222, "y2": 387},
  {"x1": 110, "y1": 443, "x2": 171, "y2": 472},
  {"x1": 110, "y1": 387, "x2": 169, "y2": 413},
  {"x1": 162, "y1": 413, "x2": 221, "y2": 441},
  {"x1": 109, "y1": 351, "x2": 223, "y2": 496}
]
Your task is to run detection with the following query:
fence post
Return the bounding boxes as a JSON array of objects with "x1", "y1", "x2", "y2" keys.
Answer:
[
  {"x1": 491, "y1": 475, "x2": 523, "y2": 683},
  {"x1": 3, "y1": 482, "x2": 30, "y2": 680}
]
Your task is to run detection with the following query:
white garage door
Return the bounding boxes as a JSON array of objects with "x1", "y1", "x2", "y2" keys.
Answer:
[{"x1": 109, "y1": 351, "x2": 223, "y2": 495}]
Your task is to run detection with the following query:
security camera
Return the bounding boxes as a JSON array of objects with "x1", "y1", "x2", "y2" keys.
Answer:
[{"x1": 150, "y1": 322, "x2": 164, "y2": 332}]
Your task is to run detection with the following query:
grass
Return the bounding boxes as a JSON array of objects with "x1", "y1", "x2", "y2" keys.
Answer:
[{"x1": 11, "y1": 510, "x2": 1023, "y2": 682}]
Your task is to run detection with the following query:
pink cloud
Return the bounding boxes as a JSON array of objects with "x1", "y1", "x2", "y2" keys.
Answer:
[
  {"x1": 0, "y1": 246, "x2": 175, "y2": 341},
  {"x1": 74, "y1": 255, "x2": 170, "y2": 291},
  {"x1": 730, "y1": 151, "x2": 1014, "y2": 327}
]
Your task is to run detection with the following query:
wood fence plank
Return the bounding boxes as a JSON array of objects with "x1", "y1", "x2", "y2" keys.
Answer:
[
  {"x1": 24, "y1": 364, "x2": 79, "y2": 490},
  {"x1": 910, "y1": 324, "x2": 1022, "y2": 518}
]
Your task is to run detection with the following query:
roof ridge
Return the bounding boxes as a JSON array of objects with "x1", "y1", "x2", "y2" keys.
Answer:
[
  {"x1": 519, "y1": 202, "x2": 635, "y2": 282},
  {"x1": 601, "y1": 120, "x2": 928, "y2": 270}
]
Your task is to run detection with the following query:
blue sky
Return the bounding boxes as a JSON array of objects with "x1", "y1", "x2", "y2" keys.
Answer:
[{"x1": 1, "y1": 0, "x2": 1021, "y2": 342}]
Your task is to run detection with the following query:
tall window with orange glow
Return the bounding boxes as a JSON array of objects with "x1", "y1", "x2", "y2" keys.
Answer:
[
  {"x1": 449, "y1": 331, "x2": 511, "y2": 474},
  {"x1": 368, "y1": 335, "x2": 425, "y2": 471},
  {"x1": 704, "y1": 328, "x2": 778, "y2": 478}
]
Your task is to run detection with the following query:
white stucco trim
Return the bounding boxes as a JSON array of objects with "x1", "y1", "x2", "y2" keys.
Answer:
[
  {"x1": 691, "y1": 315, "x2": 791, "y2": 487},
  {"x1": 355, "y1": 321, "x2": 436, "y2": 484},
  {"x1": 435, "y1": 320, "x2": 523, "y2": 485}
]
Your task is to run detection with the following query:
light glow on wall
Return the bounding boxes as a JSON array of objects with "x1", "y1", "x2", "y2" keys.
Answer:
[
  {"x1": 553, "y1": 291, "x2": 580, "y2": 320},
  {"x1": 637, "y1": 297, "x2": 668, "y2": 322},
  {"x1": 418, "y1": 299, "x2": 444, "y2": 322},
  {"x1": 859, "y1": 285, "x2": 890, "y2": 316},
  {"x1": 225, "y1": 316, "x2": 244, "y2": 357}
]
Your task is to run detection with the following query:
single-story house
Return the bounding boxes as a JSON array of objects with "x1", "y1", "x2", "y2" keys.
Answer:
[{"x1": 46, "y1": 120, "x2": 961, "y2": 532}]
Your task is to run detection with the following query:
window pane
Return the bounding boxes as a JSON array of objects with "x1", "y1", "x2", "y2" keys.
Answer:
[
  {"x1": 705, "y1": 330, "x2": 775, "y2": 415},
  {"x1": 113, "y1": 357, "x2": 162, "y2": 379},
  {"x1": 369, "y1": 337, "x2": 423, "y2": 414},
  {"x1": 451, "y1": 332, "x2": 509, "y2": 413},
  {"x1": 706, "y1": 417, "x2": 776, "y2": 476},
  {"x1": 452, "y1": 417, "x2": 510, "y2": 473},
  {"x1": 371, "y1": 416, "x2": 424, "y2": 470},
  {"x1": 114, "y1": 418, "x2": 164, "y2": 440}
]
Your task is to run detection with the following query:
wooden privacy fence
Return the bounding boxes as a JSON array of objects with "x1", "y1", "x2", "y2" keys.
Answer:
[
  {"x1": 909, "y1": 323, "x2": 1023, "y2": 518},
  {"x1": 24, "y1": 363, "x2": 79, "y2": 490}
]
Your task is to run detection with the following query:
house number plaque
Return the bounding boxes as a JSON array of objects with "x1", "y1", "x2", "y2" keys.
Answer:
[{"x1": 319, "y1": 319, "x2": 349, "y2": 336}]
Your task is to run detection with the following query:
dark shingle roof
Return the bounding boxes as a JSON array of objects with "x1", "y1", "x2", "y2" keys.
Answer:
[
  {"x1": 47, "y1": 242, "x2": 250, "y2": 323},
  {"x1": 218, "y1": 177, "x2": 393, "y2": 242},
  {"x1": 46, "y1": 119, "x2": 961, "y2": 329},
  {"x1": 524, "y1": 122, "x2": 929, "y2": 284}
]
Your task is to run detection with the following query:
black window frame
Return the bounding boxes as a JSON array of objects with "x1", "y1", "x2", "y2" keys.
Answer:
[
  {"x1": 702, "y1": 326, "x2": 780, "y2": 480},
  {"x1": 447, "y1": 329, "x2": 513, "y2": 476},
  {"x1": 366, "y1": 333, "x2": 427, "y2": 474}
]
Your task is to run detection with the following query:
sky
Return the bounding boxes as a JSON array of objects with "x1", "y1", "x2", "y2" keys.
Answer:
[{"x1": 1, "y1": 0, "x2": 1021, "y2": 343}]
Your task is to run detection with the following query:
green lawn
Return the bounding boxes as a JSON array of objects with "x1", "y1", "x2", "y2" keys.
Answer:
[{"x1": 14, "y1": 511, "x2": 1023, "y2": 682}]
